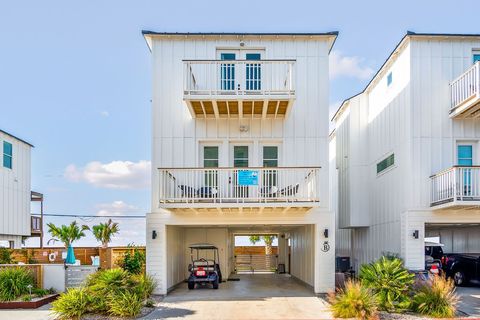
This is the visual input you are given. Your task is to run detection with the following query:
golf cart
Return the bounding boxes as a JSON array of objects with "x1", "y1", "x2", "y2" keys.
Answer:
[{"x1": 187, "y1": 243, "x2": 222, "y2": 290}]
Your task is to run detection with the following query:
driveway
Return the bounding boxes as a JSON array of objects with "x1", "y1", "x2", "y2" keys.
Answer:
[
  {"x1": 456, "y1": 285, "x2": 480, "y2": 317},
  {"x1": 141, "y1": 274, "x2": 332, "y2": 320}
]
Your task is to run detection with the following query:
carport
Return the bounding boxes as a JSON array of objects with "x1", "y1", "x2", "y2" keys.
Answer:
[{"x1": 164, "y1": 224, "x2": 317, "y2": 295}]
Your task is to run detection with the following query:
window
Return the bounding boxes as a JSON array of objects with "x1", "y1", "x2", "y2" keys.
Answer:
[
  {"x1": 3, "y1": 141, "x2": 12, "y2": 169},
  {"x1": 387, "y1": 72, "x2": 393, "y2": 86},
  {"x1": 376, "y1": 153, "x2": 394, "y2": 174},
  {"x1": 473, "y1": 53, "x2": 480, "y2": 64},
  {"x1": 263, "y1": 146, "x2": 278, "y2": 167},
  {"x1": 203, "y1": 146, "x2": 219, "y2": 168},
  {"x1": 458, "y1": 145, "x2": 473, "y2": 166},
  {"x1": 233, "y1": 146, "x2": 249, "y2": 168},
  {"x1": 246, "y1": 53, "x2": 261, "y2": 90}
]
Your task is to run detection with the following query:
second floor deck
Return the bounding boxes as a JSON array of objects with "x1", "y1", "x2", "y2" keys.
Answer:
[
  {"x1": 450, "y1": 61, "x2": 480, "y2": 118},
  {"x1": 158, "y1": 166, "x2": 320, "y2": 212},
  {"x1": 183, "y1": 60, "x2": 296, "y2": 119}
]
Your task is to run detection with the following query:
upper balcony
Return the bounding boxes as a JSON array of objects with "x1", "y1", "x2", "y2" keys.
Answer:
[
  {"x1": 158, "y1": 166, "x2": 319, "y2": 213},
  {"x1": 450, "y1": 62, "x2": 480, "y2": 118},
  {"x1": 183, "y1": 60, "x2": 296, "y2": 119},
  {"x1": 430, "y1": 166, "x2": 480, "y2": 209}
]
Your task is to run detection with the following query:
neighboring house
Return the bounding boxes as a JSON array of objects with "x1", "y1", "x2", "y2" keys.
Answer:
[
  {"x1": 0, "y1": 129, "x2": 38, "y2": 249},
  {"x1": 332, "y1": 32, "x2": 480, "y2": 271},
  {"x1": 143, "y1": 31, "x2": 337, "y2": 295}
]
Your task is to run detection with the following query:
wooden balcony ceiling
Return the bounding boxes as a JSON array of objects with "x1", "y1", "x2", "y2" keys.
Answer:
[
  {"x1": 450, "y1": 97, "x2": 480, "y2": 118},
  {"x1": 187, "y1": 99, "x2": 292, "y2": 119}
]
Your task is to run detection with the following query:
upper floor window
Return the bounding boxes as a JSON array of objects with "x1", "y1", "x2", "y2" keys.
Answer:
[
  {"x1": 473, "y1": 53, "x2": 480, "y2": 64},
  {"x1": 263, "y1": 146, "x2": 278, "y2": 167},
  {"x1": 3, "y1": 141, "x2": 12, "y2": 169},
  {"x1": 457, "y1": 145, "x2": 473, "y2": 166},
  {"x1": 203, "y1": 146, "x2": 219, "y2": 168},
  {"x1": 387, "y1": 72, "x2": 393, "y2": 86},
  {"x1": 377, "y1": 153, "x2": 394, "y2": 175}
]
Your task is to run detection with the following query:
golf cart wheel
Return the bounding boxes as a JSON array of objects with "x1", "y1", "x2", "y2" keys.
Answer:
[
  {"x1": 212, "y1": 277, "x2": 219, "y2": 289},
  {"x1": 453, "y1": 270, "x2": 467, "y2": 286},
  {"x1": 188, "y1": 281, "x2": 195, "y2": 290}
]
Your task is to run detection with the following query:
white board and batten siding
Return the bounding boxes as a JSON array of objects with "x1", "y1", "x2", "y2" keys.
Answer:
[
  {"x1": 0, "y1": 130, "x2": 32, "y2": 248},
  {"x1": 334, "y1": 34, "x2": 480, "y2": 270}
]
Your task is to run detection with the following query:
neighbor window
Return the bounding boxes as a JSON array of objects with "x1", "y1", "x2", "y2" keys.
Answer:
[
  {"x1": 3, "y1": 141, "x2": 12, "y2": 169},
  {"x1": 387, "y1": 72, "x2": 393, "y2": 86},
  {"x1": 377, "y1": 153, "x2": 394, "y2": 174}
]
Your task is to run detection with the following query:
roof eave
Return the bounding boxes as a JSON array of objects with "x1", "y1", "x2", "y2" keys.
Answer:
[{"x1": 0, "y1": 129, "x2": 34, "y2": 147}]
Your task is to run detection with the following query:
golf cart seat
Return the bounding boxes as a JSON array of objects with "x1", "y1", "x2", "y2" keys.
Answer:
[{"x1": 192, "y1": 260, "x2": 216, "y2": 271}]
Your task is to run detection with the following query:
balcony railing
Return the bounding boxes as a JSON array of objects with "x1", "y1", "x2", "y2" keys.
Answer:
[
  {"x1": 430, "y1": 166, "x2": 480, "y2": 207},
  {"x1": 450, "y1": 62, "x2": 480, "y2": 118},
  {"x1": 158, "y1": 167, "x2": 320, "y2": 206},
  {"x1": 184, "y1": 59, "x2": 296, "y2": 98}
]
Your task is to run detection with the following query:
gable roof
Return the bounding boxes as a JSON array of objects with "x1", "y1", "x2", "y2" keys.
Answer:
[
  {"x1": 331, "y1": 31, "x2": 480, "y2": 122},
  {"x1": 0, "y1": 129, "x2": 34, "y2": 147}
]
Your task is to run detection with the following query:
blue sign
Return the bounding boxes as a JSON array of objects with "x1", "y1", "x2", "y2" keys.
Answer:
[{"x1": 237, "y1": 170, "x2": 259, "y2": 186}]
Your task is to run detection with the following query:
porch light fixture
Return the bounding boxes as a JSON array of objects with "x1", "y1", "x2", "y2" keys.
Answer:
[
  {"x1": 412, "y1": 230, "x2": 419, "y2": 239},
  {"x1": 324, "y1": 229, "x2": 329, "y2": 238},
  {"x1": 152, "y1": 230, "x2": 157, "y2": 240}
]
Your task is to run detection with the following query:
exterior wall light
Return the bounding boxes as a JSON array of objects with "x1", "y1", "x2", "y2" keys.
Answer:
[
  {"x1": 412, "y1": 230, "x2": 419, "y2": 239},
  {"x1": 324, "y1": 229, "x2": 329, "y2": 238},
  {"x1": 152, "y1": 230, "x2": 157, "y2": 239}
]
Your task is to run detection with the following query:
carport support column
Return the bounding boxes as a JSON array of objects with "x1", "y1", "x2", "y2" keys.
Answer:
[
  {"x1": 401, "y1": 211, "x2": 425, "y2": 271},
  {"x1": 146, "y1": 218, "x2": 167, "y2": 295},
  {"x1": 314, "y1": 214, "x2": 335, "y2": 293}
]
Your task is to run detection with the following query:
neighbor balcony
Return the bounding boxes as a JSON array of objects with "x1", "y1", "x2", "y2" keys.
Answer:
[
  {"x1": 430, "y1": 166, "x2": 480, "y2": 209},
  {"x1": 450, "y1": 61, "x2": 480, "y2": 118},
  {"x1": 158, "y1": 167, "x2": 319, "y2": 212},
  {"x1": 31, "y1": 216, "x2": 42, "y2": 236},
  {"x1": 183, "y1": 60, "x2": 296, "y2": 119}
]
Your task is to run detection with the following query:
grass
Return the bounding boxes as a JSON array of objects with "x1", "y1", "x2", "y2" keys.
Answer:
[
  {"x1": 329, "y1": 280, "x2": 378, "y2": 319},
  {"x1": 411, "y1": 275, "x2": 459, "y2": 318}
]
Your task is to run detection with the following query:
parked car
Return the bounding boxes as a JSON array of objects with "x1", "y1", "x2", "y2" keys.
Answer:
[
  {"x1": 187, "y1": 243, "x2": 222, "y2": 290},
  {"x1": 442, "y1": 253, "x2": 480, "y2": 286},
  {"x1": 424, "y1": 242, "x2": 443, "y2": 272}
]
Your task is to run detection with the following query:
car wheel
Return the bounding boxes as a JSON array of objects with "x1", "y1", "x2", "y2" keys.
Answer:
[
  {"x1": 453, "y1": 270, "x2": 467, "y2": 286},
  {"x1": 188, "y1": 281, "x2": 195, "y2": 290},
  {"x1": 212, "y1": 277, "x2": 219, "y2": 289}
]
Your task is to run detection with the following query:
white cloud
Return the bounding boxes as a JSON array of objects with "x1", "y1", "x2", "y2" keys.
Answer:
[
  {"x1": 330, "y1": 50, "x2": 374, "y2": 80},
  {"x1": 65, "y1": 160, "x2": 151, "y2": 189},
  {"x1": 96, "y1": 200, "x2": 139, "y2": 216}
]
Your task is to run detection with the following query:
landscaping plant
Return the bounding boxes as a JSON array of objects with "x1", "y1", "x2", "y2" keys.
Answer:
[
  {"x1": 359, "y1": 256, "x2": 415, "y2": 312},
  {"x1": 411, "y1": 275, "x2": 459, "y2": 318},
  {"x1": 0, "y1": 267, "x2": 35, "y2": 301},
  {"x1": 51, "y1": 288, "x2": 91, "y2": 320},
  {"x1": 119, "y1": 245, "x2": 146, "y2": 274},
  {"x1": 328, "y1": 280, "x2": 378, "y2": 319},
  {"x1": 90, "y1": 219, "x2": 119, "y2": 248},
  {"x1": 107, "y1": 290, "x2": 143, "y2": 317},
  {"x1": 0, "y1": 247, "x2": 14, "y2": 264}
]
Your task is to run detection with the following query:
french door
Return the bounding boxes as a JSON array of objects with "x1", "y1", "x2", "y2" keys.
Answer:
[
  {"x1": 219, "y1": 50, "x2": 263, "y2": 92},
  {"x1": 231, "y1": 145, "x2": 250, "y2": 198},
  {"x1": 457, "y1": 144, "x2": 473, "y2": 196}
]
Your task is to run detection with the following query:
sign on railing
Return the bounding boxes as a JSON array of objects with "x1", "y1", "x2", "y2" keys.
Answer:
[{"x1": 158, "y1": 167, "x2": 320, "y2": 204}]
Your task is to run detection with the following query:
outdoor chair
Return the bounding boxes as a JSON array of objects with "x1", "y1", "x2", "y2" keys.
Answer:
[
  {"x1": 178, "y1": 185, "x2": 196, "y2": 198},
  {"x1": 278, "y1": 183, "x2": 300, "y2": 197}
]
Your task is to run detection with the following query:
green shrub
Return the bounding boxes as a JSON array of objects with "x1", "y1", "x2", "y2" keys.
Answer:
[
  {"x1": 119, "y1": 246, "x2": 145, "y2": 274},
  {"x1": 329, "y1": 280, "x2": 378, "y2": 319},
  {"x1": 0, "y1": 248, "x2": 14, "y2": 264},
  {"x1": 0, "y1": 267, "x2": 35, "y2": 301},
  {"x1": 51, "y1": 288, "x2": 91, "y2": 320},
  {"x1": 33, "y1": 288, "x2": 49, "y2": 297},
  {"x1": 86, "y1": 268, "x2": 131, "y2": 312},
  {"x1": 359, "y1": 256, "x2": 414, "y2": 312},
  {"x1": 107, "y1": 291, "x2": 143, "y2": 317},
  {"x1": 22, "y1": 295, "x2": 32, "y2": 302},
  {"x1": 133, "y1": 273, "x2": 156, "y2": 299},
  {"x1": 412, "y1": 275, "x2": 458, "y2": 318}
]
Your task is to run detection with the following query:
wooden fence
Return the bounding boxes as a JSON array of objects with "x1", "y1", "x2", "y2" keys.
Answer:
[
  {"x1": 234, "y1": 246, "x2": 278, "y2": 255},
  {"x1": 9, "y1": 247, "x2": 145, "y2": 269}
]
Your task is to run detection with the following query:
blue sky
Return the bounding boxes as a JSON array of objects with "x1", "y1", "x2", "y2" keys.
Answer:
[{"x1": 0, "y1": 0, "x2": 477, "y2": 247}]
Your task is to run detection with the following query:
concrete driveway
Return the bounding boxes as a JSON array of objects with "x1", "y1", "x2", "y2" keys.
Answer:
[
  {"x1": 141, "y1": 274, "x2": 332, "y2": 320},
  {"x1": 456, "y1": 285, "x2": 480, "y2": 317}
]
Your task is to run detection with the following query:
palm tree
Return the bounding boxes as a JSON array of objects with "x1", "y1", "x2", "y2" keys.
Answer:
[
  {"x1": 249, "y1": 235, "x2": 277, "y2": 255},
  {"x1": 47, "y1": 221, "x2": 89, "y2": 248},
  {"x1": 91, "y1": 219, "x2": 120, "y2": 248}
]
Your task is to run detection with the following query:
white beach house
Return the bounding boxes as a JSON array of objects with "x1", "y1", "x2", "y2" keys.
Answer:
[
  {"x1": 143, "y1": 31, "x2": 337, "y2": 295},
  {"x1": 0, "y1": 129, "x2": 39, "y2": 248},
  {"x1": 332, "y1": 32, "x2": 480, "y2": 271}
]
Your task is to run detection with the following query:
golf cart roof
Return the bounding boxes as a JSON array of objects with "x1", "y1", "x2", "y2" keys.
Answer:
[
  {"x1": 189, "y1": 243, "x2": 218, "y2": 250},
  {"x1": 425, "y1": 242, "x2": 444, "y2": 247}
]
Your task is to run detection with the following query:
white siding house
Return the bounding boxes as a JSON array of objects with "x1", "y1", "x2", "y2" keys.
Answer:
[
  {"x1": 143, "y1": 31, "x2": 337, "y2": 295},
  {"x1": 333, "y1": 32, "x2": 480, "y2": 271},
  {"x1": 0, "y1": 129, "x2": 33, "y2": 248}
]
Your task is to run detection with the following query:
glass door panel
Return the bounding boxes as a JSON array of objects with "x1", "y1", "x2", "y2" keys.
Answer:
[
  {"x1": 458, "y1": 145, "x2": 473, "y2": 196},
  {"x1": 262, "y1": 146, "x2": 278, "y2": 198},
  {"x1": 245, "y1": 53, "x2": 261, "y2": 91},
  {"x1": 220, "y1": 53, "x2": 236, "y2": 91},
  {"x1": 233, "y1": 146, "x2": 249, "y2": 198}
]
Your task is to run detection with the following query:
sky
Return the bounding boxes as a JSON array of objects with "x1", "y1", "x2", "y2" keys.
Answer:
[{"x1": 0, "y1": 0, "x2": 478, "y2": 247}]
